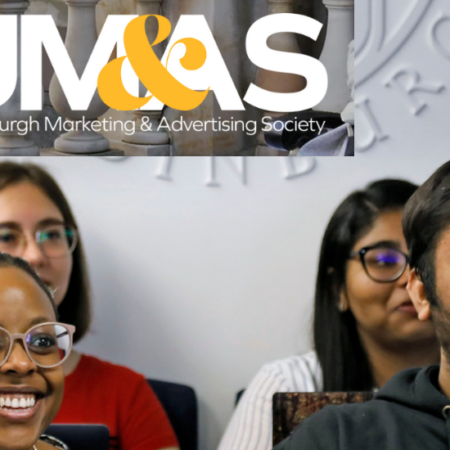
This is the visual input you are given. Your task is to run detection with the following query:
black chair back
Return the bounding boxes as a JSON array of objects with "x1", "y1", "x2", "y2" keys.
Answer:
[
  {"x1": 148, "y1": 379, "x2": 198, "y2": 450},
  {"x1": 235, "y1": 389, "x2": 245, "y2": 406}
]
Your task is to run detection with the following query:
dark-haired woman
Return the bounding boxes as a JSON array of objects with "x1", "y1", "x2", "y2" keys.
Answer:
[
  {"x1": 0, "y1": 252, "x2": 75, "y2": 450},
  {"x1": 0, "y1": 162, "x2": 179, "y2": 450},
  {"x1": 218, "y1": 179, "x2": 440, "y2": 450}
]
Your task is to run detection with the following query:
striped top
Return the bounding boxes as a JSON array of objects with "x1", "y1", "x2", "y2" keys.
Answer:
[{"x1": 218, "y1": 352, "x2": 323, "y2": 450}]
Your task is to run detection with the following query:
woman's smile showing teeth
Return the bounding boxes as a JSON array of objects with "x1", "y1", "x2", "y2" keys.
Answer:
[
  {"x1": 0, "y1": 391, "x2": 44, "y2": 422},
  {"x1": 0, "y1": 394, "x2": 37, "y2": 409}
]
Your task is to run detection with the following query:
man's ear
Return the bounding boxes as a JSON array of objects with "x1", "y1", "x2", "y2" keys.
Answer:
[{"x1": 407, "y1": 268, "x2": 431, "y2": 321}]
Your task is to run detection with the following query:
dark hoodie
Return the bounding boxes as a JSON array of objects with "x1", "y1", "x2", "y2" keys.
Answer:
[{"x1": 274, "y1": 365, "x2": 450, "y2": 450}]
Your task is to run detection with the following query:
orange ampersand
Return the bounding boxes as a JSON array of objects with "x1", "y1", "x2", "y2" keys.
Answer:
[{"x1": 98, "y1": 15, "x2": 210, "y2": 111}]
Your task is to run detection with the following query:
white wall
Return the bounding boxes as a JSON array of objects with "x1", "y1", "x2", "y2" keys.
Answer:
[{"x1": 8, "y1": 152, "x2": 450, "y2": 450}]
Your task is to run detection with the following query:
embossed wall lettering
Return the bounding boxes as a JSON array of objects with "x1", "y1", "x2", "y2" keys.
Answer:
[
  {"x1": 384, "y1": 69, "x2": 445, "y2": 115},
  {"x1": 356, "y1": 1, "x2": 450, "y2": 152},
  {"x1": 355, "y1": 98, "x2": 388, "y2": 152},
  {"x1": 151, "y1": 157, "x2": 317, "y2": 185},
  {"x1": 431, "y1": 15, "x2": 450, "y2": 60},
  {"x1": 356, "y1": 0, "x2": 433, "y2": 86}
]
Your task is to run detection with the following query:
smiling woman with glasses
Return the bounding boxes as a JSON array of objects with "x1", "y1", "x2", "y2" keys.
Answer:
[
  {"x1": 219, "y1": 179, "x2": 441, "y2": 450},
  {"x1": 0, "y1": 252, "x2": 73, "y2": 450},
  {"x1": 0, "y1": 162, "x2": 179, "y2": 450}
]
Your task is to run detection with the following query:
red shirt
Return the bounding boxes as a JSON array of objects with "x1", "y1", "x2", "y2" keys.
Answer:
[{"x1": 54, "y1": 355, "x2": 179, "y2": 450}]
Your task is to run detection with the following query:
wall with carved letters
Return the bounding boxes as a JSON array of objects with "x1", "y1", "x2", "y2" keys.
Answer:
[
  {"x1": 7, "y1": 0, "x2": 450, "y2": 448},
  {"x1": 6, "y1": 153, "x2": 449, "y2": 450},
  {"x1": 356, "y1": 0, "x2": 450, "y2": 153}
]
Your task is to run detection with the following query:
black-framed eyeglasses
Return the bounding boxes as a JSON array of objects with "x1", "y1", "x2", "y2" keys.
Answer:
[
  {"x1": 0, "y1": 224, "x2": 78, "y2": 259},
  {"x1": 349, "y1": 245, "x2": 410, "y2": 283}
]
